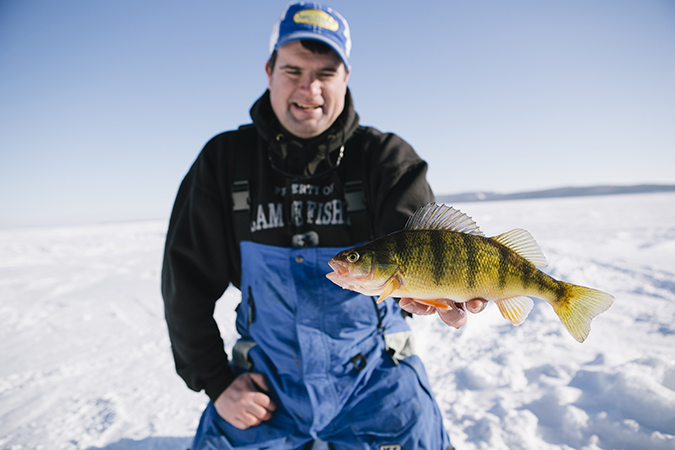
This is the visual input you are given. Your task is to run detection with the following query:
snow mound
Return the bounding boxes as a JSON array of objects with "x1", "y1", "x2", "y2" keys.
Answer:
[{"x1": 1, "y1": 193, "x2": 674, "y2": 449}]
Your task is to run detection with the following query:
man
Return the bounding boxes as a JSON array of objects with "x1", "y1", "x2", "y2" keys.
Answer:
[{"x1": 162, "y1": 2, "x2": 485, "y2": 449}]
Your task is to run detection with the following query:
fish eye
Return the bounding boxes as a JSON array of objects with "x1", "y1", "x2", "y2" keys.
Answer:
[{"x1": 347, "y1": 252, "x2": 359, "y2": 263}]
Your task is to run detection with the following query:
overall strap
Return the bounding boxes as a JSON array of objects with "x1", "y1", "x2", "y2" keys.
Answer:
[
  {"x1": 230, "y1": 125, "x2": 257, "y2": 244},
  {"x1": 339, "y1": 127, "x2": 373, "y2": 243}
]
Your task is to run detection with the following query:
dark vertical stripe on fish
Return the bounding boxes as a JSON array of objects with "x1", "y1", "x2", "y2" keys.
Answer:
[
  {"x1": 448, "y1": 232, "x2": 463, "y2": 284},
  {"x1": 409, "y1": 231, "x2": 424, "y2": 277},
  {"x1": 553, "y1": 278, "x2": 568, "y2": 304},
  {"x1": 430, "y1": 231, "x2": 447, "y2": 285},
  {"x1": 497, "y1": 243, "x2": 510, "y2": 289},
  {"x1": 393, "y1": 231, "x2": 407, "y2": 267},
  {"x1": 520, "y1": 258, "x2": 534, "y2": 289},
  {"x1": 534, "y1": 269, "x2": 565, "y2": 304},
  {"x1": 463, "y1": 233, "x2": 478, "y2": 289}
]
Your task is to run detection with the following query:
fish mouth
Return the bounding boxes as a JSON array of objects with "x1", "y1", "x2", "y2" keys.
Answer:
[
  {"x1": 327, "y1": 258, "x2": 377, "y2": 285},
  {"x1": 327, "y1": 258, "x2": 393, "y2": 297},
  {"x1": 327, "y1": 258, "x2": 349, "y2": 277}
]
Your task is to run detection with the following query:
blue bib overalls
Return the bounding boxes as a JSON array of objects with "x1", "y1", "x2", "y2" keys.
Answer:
[{"x1": 192, "y1": 241, "x2": 451, "y2": 450}]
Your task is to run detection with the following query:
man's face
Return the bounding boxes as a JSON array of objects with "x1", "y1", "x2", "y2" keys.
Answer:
[{"x1": 266, "y1": 40, "x2": 350, "y2": 139}]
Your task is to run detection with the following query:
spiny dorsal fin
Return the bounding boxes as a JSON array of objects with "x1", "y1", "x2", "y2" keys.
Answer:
[
  {"x1": 492, "y1": 229, "x2": 548, "y2": 268},
  {"x1": 405, "y1": 202, "x2": 484, "y2": 236}
]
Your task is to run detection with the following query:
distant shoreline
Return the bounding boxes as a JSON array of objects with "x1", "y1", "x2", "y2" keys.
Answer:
[
  {"x1": 2, "y1": 185, "x2": 673, "y2": 231},
  {"x1": 436, "y1": 184, "x2": 675, "y2": 204}
]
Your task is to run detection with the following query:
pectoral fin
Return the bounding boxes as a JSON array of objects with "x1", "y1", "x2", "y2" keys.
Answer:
[
  {"x1": 412, "y1": 298, "x2": 452, "y2": 310},
  {"x1": 377, "y1": 277, "x2": 402, "y2": 303},
  {"x1": 496, "y1": 296, "x2": 534, "y2": 326}
]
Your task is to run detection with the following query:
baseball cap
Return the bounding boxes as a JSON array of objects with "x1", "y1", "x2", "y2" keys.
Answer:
[{"x1": 269, "y1": 1, "x2": 352, "y2": 71}]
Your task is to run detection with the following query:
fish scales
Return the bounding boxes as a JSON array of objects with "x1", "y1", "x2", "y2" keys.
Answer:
[
  {"x1": 326, "y1": 202, "x2": 615, "y2": 343},
  {"x1": 384, "y1": 230, "x2": 556, "y2": 302}
]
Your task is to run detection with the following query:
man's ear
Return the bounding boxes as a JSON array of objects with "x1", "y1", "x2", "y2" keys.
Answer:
[{"x1": 265, "y1": 60, "x2": 273, "y2": 88}]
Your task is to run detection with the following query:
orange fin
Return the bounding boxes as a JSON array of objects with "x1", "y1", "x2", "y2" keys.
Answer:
[
  {"x1": 413, "y1": 298, "x2": 452, "y2": 310},
  {"x1": 496, "y1": 296, "x2": 534, "y2": 326},
  {"x1": 377, "y1": 277, "x2": 401, "y2": 303}
]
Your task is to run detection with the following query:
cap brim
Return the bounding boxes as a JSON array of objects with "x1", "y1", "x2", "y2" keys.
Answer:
[{"x1": 275, "y1": 32, "x2": 350, "y2": 71}]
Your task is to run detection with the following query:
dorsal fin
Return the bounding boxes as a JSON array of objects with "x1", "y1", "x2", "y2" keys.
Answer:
[
  {"x1": 492, "y1": 228, "x2": 548, "y2": 268},
  {"x1": 405, "y1": 202, "x2": 484, "y2": 236}
]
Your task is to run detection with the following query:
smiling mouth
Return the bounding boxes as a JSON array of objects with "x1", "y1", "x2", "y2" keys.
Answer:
[{"x1": 294, "y1": 102, "x2": 321, "y2": 110}]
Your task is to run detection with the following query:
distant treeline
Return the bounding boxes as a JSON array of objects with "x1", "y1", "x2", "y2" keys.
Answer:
[{"x1": 436, "y1": 184, "x2": 675, "y2": 204}]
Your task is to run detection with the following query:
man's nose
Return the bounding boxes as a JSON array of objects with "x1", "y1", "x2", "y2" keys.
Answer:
[{"x1": 299, "y1": 75, "x2": 321, "y2": 94}]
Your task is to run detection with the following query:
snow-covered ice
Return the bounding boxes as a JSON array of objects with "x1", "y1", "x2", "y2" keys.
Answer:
[{"x1": 1, "y1": 192, "x2": 674, "y2": 449}]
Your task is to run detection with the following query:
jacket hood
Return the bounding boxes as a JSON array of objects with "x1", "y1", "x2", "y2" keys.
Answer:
[{"x1": 249, "y1": 88, "x2": 360, "y2": 178}]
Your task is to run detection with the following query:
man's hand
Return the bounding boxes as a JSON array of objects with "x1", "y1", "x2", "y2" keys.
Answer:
[
  {"x1": 399, "y1": 298, "x2": 487, "y2": 329},
  {"x1": 214, "y1": 372, "x2": 277, "y2": 430}
]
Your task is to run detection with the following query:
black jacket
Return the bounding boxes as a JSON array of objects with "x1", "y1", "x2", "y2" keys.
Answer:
[{"x1": 161, "y1": 89, "x2": 434, "y2": 402}]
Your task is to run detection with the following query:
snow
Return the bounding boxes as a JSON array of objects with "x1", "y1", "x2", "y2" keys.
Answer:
[{"x1": 1, "y1": 192, "x2": 674, "y2": 450}]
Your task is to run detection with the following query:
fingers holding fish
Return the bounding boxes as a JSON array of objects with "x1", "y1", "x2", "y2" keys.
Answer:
[
  {"x1": 465, "y1": 298, "x2": 488, "y2": 314},
  {"x1": 399, "y1": 298, "x2": 436, "y2": 315},
  {"x1": 398, "y1": 297, "x2": 465, "y2": 327},
  {"x1": 436, "y1": 303, "x2": 467, "y2": 329},
  {"x1": 398, "y1": 297, "x2": 488, "y2": 329},
  {"x1": 439, "y1": 298, "x2": 488, "y2": 329}
]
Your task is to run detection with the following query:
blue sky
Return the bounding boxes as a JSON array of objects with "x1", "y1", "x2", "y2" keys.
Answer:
[{"x1": 1, "y1": 0, "x2": 674, "y2": 229}]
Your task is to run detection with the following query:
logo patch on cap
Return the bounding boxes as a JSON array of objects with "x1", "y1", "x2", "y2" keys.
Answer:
[{"x1": 293, "y1": 9, "x2": 339, "y2": 31}]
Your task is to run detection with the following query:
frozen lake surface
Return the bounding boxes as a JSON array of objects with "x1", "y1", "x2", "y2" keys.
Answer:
[{"x1": 1, "y1": 192, "x2": 674, "y2": 449}]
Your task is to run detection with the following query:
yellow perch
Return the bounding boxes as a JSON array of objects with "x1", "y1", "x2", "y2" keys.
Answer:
[{"x1": 326, "y1": 202, "x2": 614, "y2": 342}]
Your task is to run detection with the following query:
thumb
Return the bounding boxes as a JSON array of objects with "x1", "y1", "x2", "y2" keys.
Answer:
[{"x1": 247, "y1": 372, "x2": 270, "y2": 392}]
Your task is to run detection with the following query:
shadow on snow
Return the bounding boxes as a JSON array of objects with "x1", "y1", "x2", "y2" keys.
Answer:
[{"x1": 86, "y1": 436, "x2": 191, "y2": 450}]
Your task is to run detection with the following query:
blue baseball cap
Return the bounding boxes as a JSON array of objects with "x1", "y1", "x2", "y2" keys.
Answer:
[{"x1": 269, "y1": 1, "x2": 352, "y2": 71}]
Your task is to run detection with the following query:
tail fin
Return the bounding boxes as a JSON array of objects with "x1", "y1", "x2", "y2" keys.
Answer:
[{"x1": 552, "y1": 283, "x2": 614, "y2": 343}]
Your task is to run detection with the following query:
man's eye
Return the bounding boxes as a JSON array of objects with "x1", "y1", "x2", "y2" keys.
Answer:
[
  {"x1": 317, "y1": 72, "x2": 335, "y2": 79},
  {"x1": 283, "y1": 69, "x2": 301, "y2": 76}
]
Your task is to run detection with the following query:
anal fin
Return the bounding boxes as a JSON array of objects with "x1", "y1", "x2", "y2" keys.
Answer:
[{"x1": 496, "y1": 296, "x2": 534, "y2": 326}]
